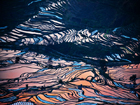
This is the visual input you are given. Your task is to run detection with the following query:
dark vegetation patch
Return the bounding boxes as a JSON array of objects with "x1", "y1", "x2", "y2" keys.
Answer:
[{"x1": 0, "y1": 0, "x2": 42, "y2": 35}]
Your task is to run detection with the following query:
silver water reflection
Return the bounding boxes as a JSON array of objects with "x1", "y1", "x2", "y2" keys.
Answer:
[{"x1": 0, "y1": 0, "x2": 140, "y2": 105}]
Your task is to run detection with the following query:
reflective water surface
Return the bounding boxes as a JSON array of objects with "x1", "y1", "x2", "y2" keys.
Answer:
[{"x1": 0, "y1": 0, "x2": 140, "y2": 104}]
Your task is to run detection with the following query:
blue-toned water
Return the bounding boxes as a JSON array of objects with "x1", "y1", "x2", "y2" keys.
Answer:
[{"x1": 0, "y1": 0, "x2": 140, "y2": 105}]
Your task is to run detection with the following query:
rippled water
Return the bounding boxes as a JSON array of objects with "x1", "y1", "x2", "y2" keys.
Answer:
[{"x1": 0, "y1": 0, "x2": 140, "y2": 105}]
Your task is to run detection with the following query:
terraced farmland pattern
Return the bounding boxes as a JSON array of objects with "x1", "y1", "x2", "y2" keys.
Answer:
[{"x1": 0, "y1": 0, "x2": 140, "y2": 104}]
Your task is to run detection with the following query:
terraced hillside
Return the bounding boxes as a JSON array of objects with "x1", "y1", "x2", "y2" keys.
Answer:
[{"x1": 0, "y1": 0, "x2": 140, "y2": 104}]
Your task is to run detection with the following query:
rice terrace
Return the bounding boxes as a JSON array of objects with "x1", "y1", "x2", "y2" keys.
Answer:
[{"x1": 0, "y1": 0, "x2": 140, "y2": 105}]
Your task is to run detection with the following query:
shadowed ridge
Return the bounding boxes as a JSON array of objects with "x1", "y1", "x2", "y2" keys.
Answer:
[{"x1": 0, "y1": 0, "x2": 140, "y2": 104}]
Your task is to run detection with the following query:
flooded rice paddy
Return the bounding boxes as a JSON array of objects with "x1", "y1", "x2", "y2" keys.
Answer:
[{"x1": 0, "y1": 0, "x2": 140, "y2": 104}]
